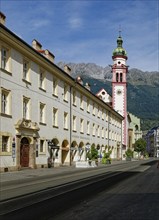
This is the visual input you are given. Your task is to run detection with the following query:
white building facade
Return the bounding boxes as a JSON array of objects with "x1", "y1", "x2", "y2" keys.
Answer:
[{"x1": 0, "y1": 13, "x2": 123, "y2": 172}]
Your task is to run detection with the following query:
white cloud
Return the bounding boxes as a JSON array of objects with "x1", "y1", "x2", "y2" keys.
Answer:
[
  {"x1": 30, "y1": 19, "x2": 50, "y2": 30},
  {"x1": 68, "y1": 17, "x2": 82, "y2": 29}
]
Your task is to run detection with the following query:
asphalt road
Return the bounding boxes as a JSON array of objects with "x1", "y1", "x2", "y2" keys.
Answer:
[
  {"x1": 0, "y1": 160, "x2": 158, "y2": 220},
  {"x1": 54, "y1": 160, "x2": 159, "y2": 220}
]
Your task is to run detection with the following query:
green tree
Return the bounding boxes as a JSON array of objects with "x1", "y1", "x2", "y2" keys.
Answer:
[{"x1": 134, "y1": 138, "x2": 146, "y2": 158}]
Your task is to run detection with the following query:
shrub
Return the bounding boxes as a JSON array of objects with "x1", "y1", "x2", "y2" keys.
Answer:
[
  {"x1": 125, "y1": 148, "x2": 133, "y2": 158},
  {"x1": 102, "y1": 150, "x2": 112, "y2": 164}
]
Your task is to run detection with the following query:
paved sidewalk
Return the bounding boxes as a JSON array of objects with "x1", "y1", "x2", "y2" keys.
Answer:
[{"x1": 0, "y1": 160, "x2": 125, "y2": 183}]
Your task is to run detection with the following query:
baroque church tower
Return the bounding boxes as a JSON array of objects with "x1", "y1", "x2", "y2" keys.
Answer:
[{"x1": 111, "y1": 33, "x2": 129, "y2": 151}]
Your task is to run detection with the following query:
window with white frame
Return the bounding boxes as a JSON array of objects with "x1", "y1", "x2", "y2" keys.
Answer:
[
  {"x1": 40, "y1": 139, "x2": 45, "y2": 153},
  {"x1": 40, "y1": 103, "x2": 45, "y2": 123},
  {"x1": 105, "y1": 128, "x2": 108, "y2": 139},
  {"x1": 106, "y1": 110, "x2": 108, "y2": 121},
  {"x1": 112, "y1": 115, "x2": 114, "y2": 125},
  {"x1": 87, "y1": 98, "x2": 90, "y2": 113},
  {"x1": 102, "y1": 127, "x2": 104, "y2": 138},
  {"x1": 109, "y1": 130, "x2": 112, "y2": 140},
  {"x1": 114, "y1": 132, "x2": 117, "y2": 141},
  {"x1": 97, "y1": 125, "x2": 100, "y2": 137},
  {"x1": 97, "y1": 106, "x2": 100, "y2": 118},
  {"x1": 63, "y1": 83, "x2": 68, "y2": 101},
  {"x1": 23, "y1": 59, "x2": 30, "y2": 81},
  {"x1": 80, "y1": 118, "x2": 84, "y2": 133},
  {"x1": 93, "y1": 103, "x2": 95, "y2": 115},
  {"x1": 112, "y1": 131, "x2": 114, "y2": 140},
  {"x1": 53, "y1": 107, "x2": 58, "y2": 127},
  {"x1": 87, "y1": 121, "x2": 90, "y2": 135},
  {"x1": 23, "y1": 96, "x2": 30, "y2": 119},
  {"x1": 64, "y1": 112, "x2": 68, "y2": 129},
  {"x1": 39, "y1": 69, "x2": 45, "y2": 90},
  {"x1": 93, "y1": 123, "x2": 95, "y2": 136},
  {"x1": 2, "y1": 136, "x2": 10, "y2": 152},
  {"x1": 80, "y1": 94, "x2": 84, "y2": 109},
  {"x1": 53, "y1": 77, "x2": 58, "y2": 96},
  {"x1": 1, "y1": 47, "x2": 10, "y2": 71},
  {"x1": 102, "y1": 109, "x2": 104, "y2": 120},
  {"x1": 1, "y1": 88, "x2": 11, "y2": 115},
  {"x1": 73, "y1": 115, "x2": 76, "y2": 131},
  {"x1": 72, "y1": 90, "x2": 76, "y2": 106}
]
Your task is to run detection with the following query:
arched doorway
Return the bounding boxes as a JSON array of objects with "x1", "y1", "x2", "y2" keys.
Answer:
[
  {"x1": 62, "y1": 140, "x2": 69, "y2": 165},
  {"x1": 20, "y1": 137, "x2": 30, "y2": 167},
  {"x1": 71, "y1": 141, "x2": 78, "y2": 163},
  {"x1": 79, "y1": 142, "x2": 84, "y2": 161}
]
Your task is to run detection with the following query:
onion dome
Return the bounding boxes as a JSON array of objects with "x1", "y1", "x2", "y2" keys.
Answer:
[{"x1": 112, "y1": 35, "x2": 127, "y2": 58}]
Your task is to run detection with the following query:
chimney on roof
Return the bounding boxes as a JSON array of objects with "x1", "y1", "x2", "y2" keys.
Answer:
[
  {"x1": 64, "y1": 65, "x2": 71, "y2": 75},
  {"x1": 32, "y1": 39, "x2": 42, "y2": 50},
  {"x1": 44, "y1": 49, "x2": 55, "y2": 63},
  {"x1": 76, "y1": 76, "x2": 83, "y2": 85},
  {"x1": 32, "y1": 40, "x2": 55, "y2": 63},
  {"x1": 0, "y1": 12, "x2": 6, "y2": 25}
]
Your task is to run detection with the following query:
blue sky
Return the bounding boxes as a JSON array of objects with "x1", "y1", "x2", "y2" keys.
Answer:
[{"x1": 1, "y1": 0, "x2": 159, "y2": 71}]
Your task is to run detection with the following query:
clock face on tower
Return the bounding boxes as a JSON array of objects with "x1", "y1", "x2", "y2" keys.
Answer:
[{"x1": 117, "y1": 89, "x2": 122, "y2": 95}]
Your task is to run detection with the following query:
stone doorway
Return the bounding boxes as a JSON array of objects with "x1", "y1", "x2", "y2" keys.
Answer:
[{"x1": 20, "y1": 137, "x2": 30, "y2": 167}]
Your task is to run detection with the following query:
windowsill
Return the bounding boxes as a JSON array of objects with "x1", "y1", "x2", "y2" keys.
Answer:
[
  {"x1": 73, "y1": 130, "x2": 77, "y2": 133},
  {"x1": 39, "y1": 152, "x2": 46, "y2": 155},
  {"x1": 53, "y1": 125, "x2": 59, "y2": 129},
  {"x1": 39, "y1": 122, "x2": 47, "y2": 126},
  {"x1": 0, "y1": 68, "x2": 12, "y2": 76},
  {"x1": 0, "y1": 152, "x2": 12, "y2": 156},
  {"x1": 39, "y1": 87, "x2": 46, "y2": 92},
  {"x1": 22, "y1": 78, "x2": 31, "y2": 85},
  {"x1": 64, "y1": 128, "x2": 69, "y2": 131},
  {"x1": 63, "y1": 99, "x2": 68, "y2": 103},
  {"x1": 87, "y1": 133, "x2": 90, "y2": 136},
  {"x1": 52, "y1": 94, "x2": 58, "y2": 98},
  {"x1": 80, "y1": 131, "x2": 84, "y2": 134},
  {"x1": 92, "y1": 134, "x2": 95, "y2": 137},
  {"x1": 0, "y1": 113, "x2": 12, "y2": 118}
]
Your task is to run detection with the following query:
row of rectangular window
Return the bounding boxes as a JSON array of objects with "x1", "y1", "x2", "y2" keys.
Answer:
[
  {"x1": 0, "y1": 135, "x2": 46, "y2": 153},
  {"x1": 1, "y1": 89, "x2": 121, "y2": 133},
  {"x1": 1, "y1": 47, "x2": 121, "y2": 127}
]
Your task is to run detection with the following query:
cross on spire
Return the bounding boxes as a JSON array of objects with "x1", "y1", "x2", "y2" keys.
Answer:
[{"x1": 119, "y1": 25, "x2": 122, "y2": 37}]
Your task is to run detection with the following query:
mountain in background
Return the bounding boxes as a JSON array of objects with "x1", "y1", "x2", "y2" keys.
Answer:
[{"x1": 57, "y1": 62, "x2": 159, "y2": 131}]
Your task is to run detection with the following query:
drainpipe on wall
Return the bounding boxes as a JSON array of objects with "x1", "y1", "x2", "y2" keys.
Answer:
[{"x1": 70, "y1": 85, "x2": 72, "y2": 166}]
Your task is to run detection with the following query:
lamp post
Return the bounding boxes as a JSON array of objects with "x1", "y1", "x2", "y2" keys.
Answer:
[{"x1": 47, "y1": 140, "x2": 59, "y2": 168}]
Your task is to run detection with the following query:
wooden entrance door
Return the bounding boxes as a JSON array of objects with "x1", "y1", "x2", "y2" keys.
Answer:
[{"x1": 20, "y1": 138, "x2": 29, "y2": 167}]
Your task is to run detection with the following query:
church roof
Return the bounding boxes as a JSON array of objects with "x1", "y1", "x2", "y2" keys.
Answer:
[{"x1": 112, "y1": 35, "x2": 127, "y2": 57}]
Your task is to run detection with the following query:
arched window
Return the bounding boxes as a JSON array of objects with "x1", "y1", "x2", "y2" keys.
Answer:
[
  {"x1": 120, "y1": 73, "x2": 123, "y2": 82},
  {"x1": 116, "y1": 72, "x2": 119, "y2": 82},
  {"x1": 135, "y1": 125, "x2": 139, "y2": 131}
]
